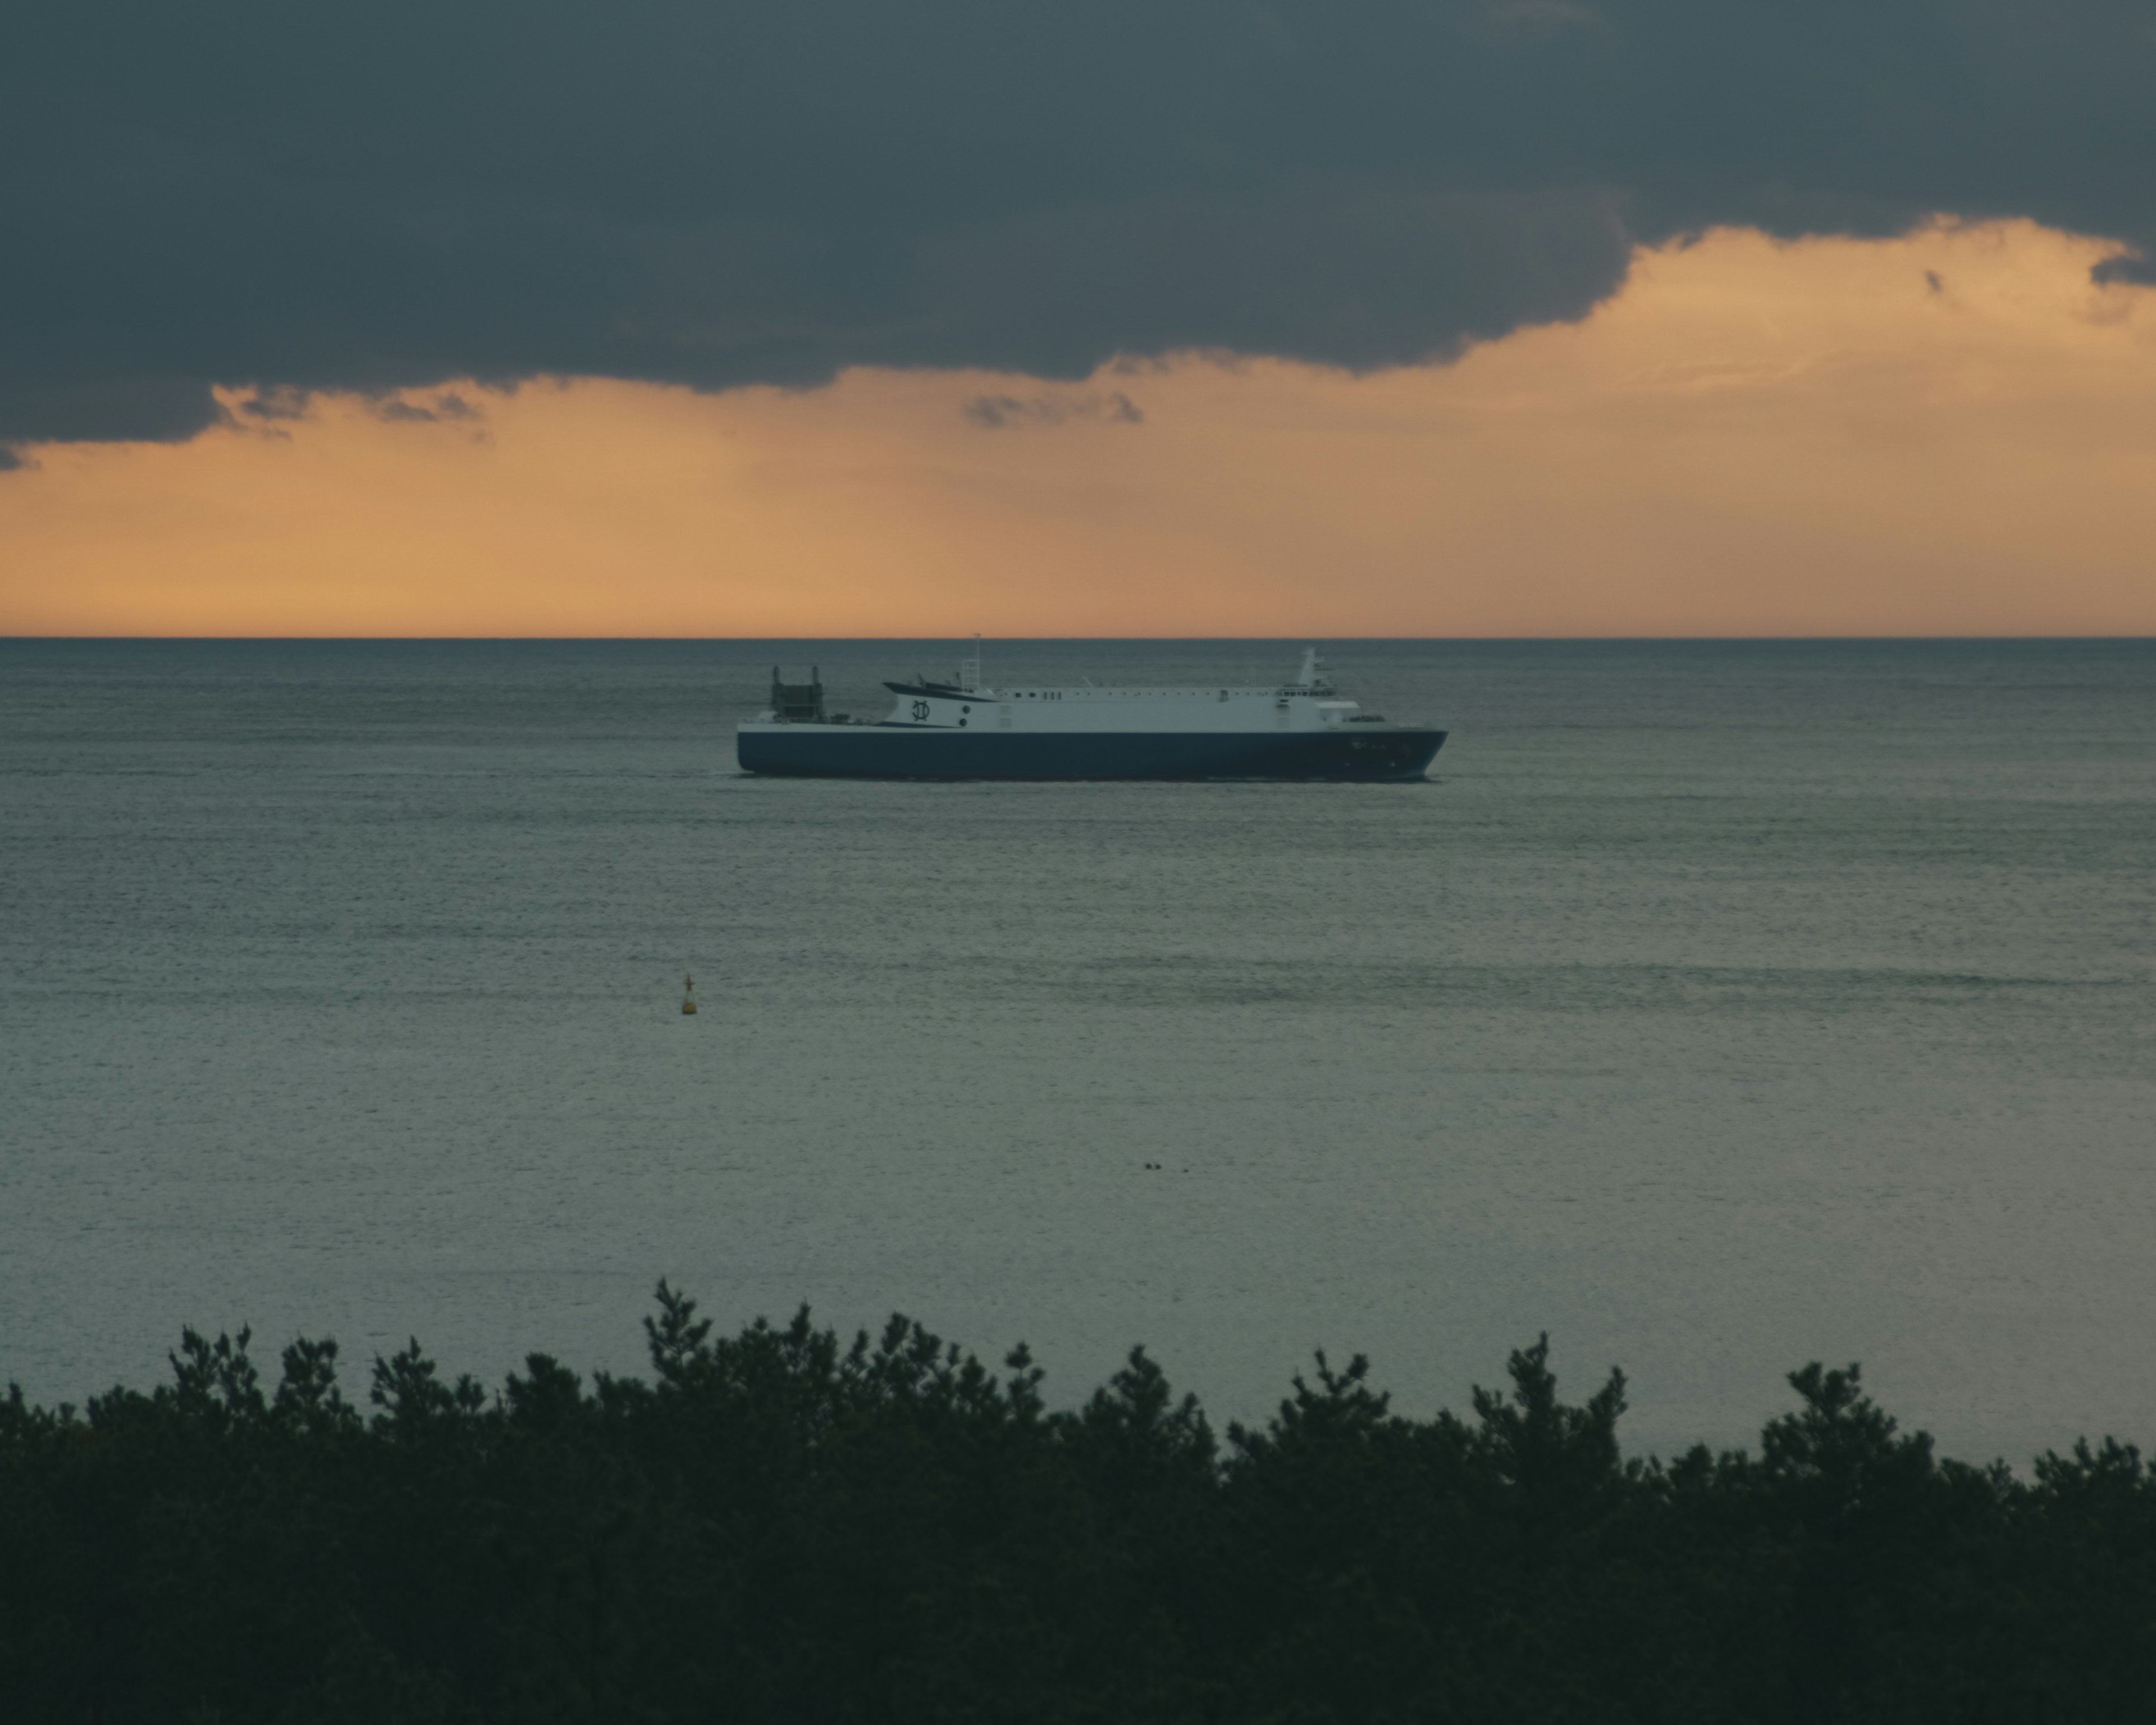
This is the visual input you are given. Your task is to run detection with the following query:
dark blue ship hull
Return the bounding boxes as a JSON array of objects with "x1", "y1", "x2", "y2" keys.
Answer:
[{"x1": 737, "y1": 726, "x2": 1445, "y2": 781}]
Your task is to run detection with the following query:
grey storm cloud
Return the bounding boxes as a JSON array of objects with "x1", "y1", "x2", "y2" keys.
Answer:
[{"x1": 3, "y1": 1, "x2": 2153, "y2": 457}]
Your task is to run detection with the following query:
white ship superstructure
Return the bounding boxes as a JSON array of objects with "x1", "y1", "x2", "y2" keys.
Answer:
[{"x1": 878, "y1": 649, "x2": 1380, "y2": 734}]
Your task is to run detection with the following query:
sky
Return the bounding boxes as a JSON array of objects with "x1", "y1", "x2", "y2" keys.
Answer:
[{"x1": 4, "y1": 2, "x2": 2154, "y2": 635}]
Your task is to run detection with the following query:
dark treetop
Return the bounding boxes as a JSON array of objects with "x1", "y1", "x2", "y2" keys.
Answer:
[{"x1": 4, "y1": 1284, "x2": 2154, "y2": 1722}]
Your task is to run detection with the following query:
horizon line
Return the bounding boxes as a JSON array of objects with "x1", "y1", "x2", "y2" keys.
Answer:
[{"x1": 7, "y1": 633, "x2": 2155, "y2": 646}]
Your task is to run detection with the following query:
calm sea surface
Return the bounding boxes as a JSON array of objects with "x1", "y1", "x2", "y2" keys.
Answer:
[{"x1": 3, "y1": 639, "x2": 2152, "y2": 1461}]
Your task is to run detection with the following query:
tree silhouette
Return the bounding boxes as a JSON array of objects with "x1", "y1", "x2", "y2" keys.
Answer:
[{"x1": 3, "y1": 1288, "x2": 2153, "y2": 1723}]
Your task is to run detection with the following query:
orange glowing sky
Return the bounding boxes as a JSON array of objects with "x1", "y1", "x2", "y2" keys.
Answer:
[{"x1": 3, "y1": 219, "x2": 2152, "y2": 637}]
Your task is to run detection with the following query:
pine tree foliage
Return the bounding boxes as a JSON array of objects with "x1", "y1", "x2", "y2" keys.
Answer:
[{"x1": 2, "y1": 1288, "x2": 2152, "y2": 1722}]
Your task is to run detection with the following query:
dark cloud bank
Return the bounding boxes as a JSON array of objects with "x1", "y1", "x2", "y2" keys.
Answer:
[{"x1": 3, "y1": 1, "x2": 2152, "y2": 458}]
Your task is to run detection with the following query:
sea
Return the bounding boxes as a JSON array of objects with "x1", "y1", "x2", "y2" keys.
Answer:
[{"x1": 3, "y1": 638, "x2": 2152, "y2": 1464}]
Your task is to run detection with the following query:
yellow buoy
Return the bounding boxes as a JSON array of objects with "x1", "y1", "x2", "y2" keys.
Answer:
[{"x1": 681, "y1": 972, "x2": 698, "y2": 1015}]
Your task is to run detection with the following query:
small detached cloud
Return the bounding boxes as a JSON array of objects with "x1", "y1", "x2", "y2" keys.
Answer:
[
  {"x1": 237, "y1": 386, "x2": 310, "y2": 422},
  {"x1": 369, "y1": 391, "x2": 482, "y2": 425},
  {"x1": 963, "y1": 390, "x2": 1144, "y2": 430}
]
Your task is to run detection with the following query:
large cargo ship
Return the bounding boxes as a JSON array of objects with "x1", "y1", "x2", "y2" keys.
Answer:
[{"x1": 737, "y1": 647, "x2": 1446, "y2": 781}]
